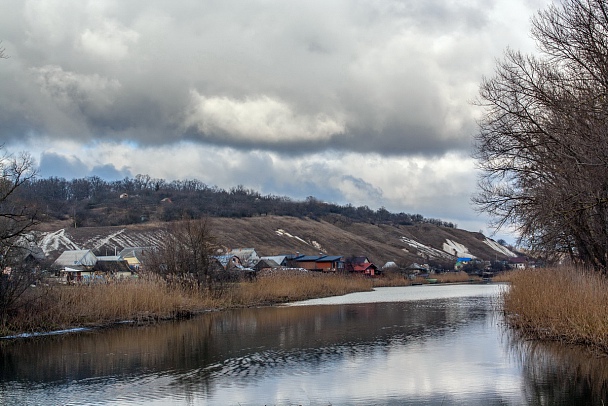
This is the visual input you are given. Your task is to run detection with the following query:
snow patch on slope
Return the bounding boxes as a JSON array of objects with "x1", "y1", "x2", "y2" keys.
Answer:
[
  {"x1": 484, "y1": 238, "x2": 517, "y2": 257},
  {"x1": 276, "y1": 229, "x2": 311, "y2": 245},
  {"x1": 442, "y1": 239, "x2": 476, "y2": 259},
  {"x1": 311, "y1": 240, "x2": 325, "y2": 252},
  {"x1": 39, "y1": 229, "x2": 80, "y2": 254},
  {"x1": 84, "y1": 229, "x2": 126, "y2": 252},
  {"x1": 400, "y1": 237, "x2": 453, "y2": 259},
  {"x1": 36, "y1": 228, "x2": 167, "y2": 257}
]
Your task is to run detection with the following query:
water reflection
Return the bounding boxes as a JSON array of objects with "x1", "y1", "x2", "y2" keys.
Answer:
[
  {"x1": 511, "y1": 339, "x2": 608, "y2": 405},
  {"x1": 0, "y1": 285, "x2": 606, "y2": 405}
]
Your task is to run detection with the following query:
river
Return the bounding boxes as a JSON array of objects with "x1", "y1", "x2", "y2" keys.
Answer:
[{"x1": 1, "y1": 284, "x2": 607, "y2": 405}]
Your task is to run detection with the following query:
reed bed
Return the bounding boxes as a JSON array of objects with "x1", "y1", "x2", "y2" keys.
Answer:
[
  {"x1": 373, "y1": 270, "x2": 475, "y2": 287},
  {"x1": 3, "y1": 275, "x2": 217, "y2": 335},
  {"x1": 225, "y1": 271, "x2": 373, "y2": 307},
  {"x1": 432, "y1": 271, "x2": 474, "y2": 283},
  {"x1": 2, "y1": 272, "x2": 373, "y2": 335},
  {"x1": 372, "y1": 270, "x2": 412, "y2": 287},
  {"x1": 4, "y1": 269, "x2": 488, "y2": 336},
  {"x1": 503, "y1": 267, "x2": 608, "y2": 352}
]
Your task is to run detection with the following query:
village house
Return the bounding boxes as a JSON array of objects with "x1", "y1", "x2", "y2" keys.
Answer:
[
  {"x1": 509, "y1": 256, "x2": 529, "y2": 269},
  {"x1": 345, "y1": 256, "x2": 380, "y2": 276},
  {"x1": 405, "y1": 263, "x2": 431, "y2": 278},
  {"x1": 214, "y1": 254, "x2": 245, "y2": 270},
  {"x1": 95, "y1": 256, "x2": 135, "y2": 278},
  {"x1": 1, "y1": 245, "x2": 46, "y2": 276},
  {"x1": 17, "y1": 245, "x2": 46, "y2": 263},
  {"x1": 259, "y1": 255, "x2": 288, "y2": 267},
  {"x1": 382, "y1": 261, "x2": 398, "y2": 271},
  {"x1": 117, "y1": 247, "x2": 151, "y2": 271},
  {"x1": 53, "y1": 249, "x2": 139, "y2": 282},
  {"x1": 224, "y1": 248, "x2": 260, "y2": 268},
  {"x1": 253, "y1": 258, "x2": 281, "y2": 273},
  {"x1": 454, "y1": 257, "x2": 473, "y2": 271},
  {"x1": 53, "y1": 249, "x2": 98, "y2": 282},
  {"x1": 293, "y1": 255, "x2": 344, "y2": 272}
]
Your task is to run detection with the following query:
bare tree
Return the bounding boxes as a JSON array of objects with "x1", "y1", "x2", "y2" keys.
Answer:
[
  {"x1": 474, "y1": 0, "x2": 608, "y2": 270},
  {"x1": 146, "y1": 218, "x2": 220, "y2": 291},
  {"x1": 0, "y1": 146, "x2": 41, "y2": 327}
]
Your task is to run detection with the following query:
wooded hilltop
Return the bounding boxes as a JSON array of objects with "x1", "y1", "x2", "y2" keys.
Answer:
[{"x1": 19, "y1": 174, "x2": 458, "y2": 229}]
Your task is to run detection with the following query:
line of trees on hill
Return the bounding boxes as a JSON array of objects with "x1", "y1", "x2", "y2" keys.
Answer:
[{"x1": 15, "y1": 174, "x2": 457, "y2": 229}]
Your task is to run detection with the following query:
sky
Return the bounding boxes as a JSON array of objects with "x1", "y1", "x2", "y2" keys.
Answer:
[{"x1": 0, "y1": 0, "x2": 551, "y2": 243}]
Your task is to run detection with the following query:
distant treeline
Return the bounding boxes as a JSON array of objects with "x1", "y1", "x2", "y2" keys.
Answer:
[{"x1": 16, "y1": 174, "x2": 457, "y2": 228}]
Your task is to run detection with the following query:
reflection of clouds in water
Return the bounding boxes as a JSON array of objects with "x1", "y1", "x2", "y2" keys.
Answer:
[
  {"x1": 175, "y1": 295, "x2": 524, "y2": 405},
  {"x1": 8, "y1": 285, "x2": 595, "y2": 405}
]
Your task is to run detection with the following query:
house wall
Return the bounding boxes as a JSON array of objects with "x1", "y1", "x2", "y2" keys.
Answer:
[
  {"x1": 317, "y1": 261, "x2": 343, "y2": 272},
  {"x1": 297, "y1": 261, "x2": 318, "y2": 270}
]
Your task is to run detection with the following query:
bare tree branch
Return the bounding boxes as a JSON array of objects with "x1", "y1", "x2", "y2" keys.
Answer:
[
  {"x1": 474, "y1": 0, "x2": 608, "y2": 271},
  {"x1": 0, "y1": 41, "x2": 8, "y2": 59}
]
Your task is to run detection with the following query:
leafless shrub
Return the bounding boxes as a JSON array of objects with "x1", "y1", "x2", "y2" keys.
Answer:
[{"x1": 144, "y1": 217, "x2": 236, "y2": 293}]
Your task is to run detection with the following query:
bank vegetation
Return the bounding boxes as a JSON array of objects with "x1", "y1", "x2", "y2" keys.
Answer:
[
  {"x1": 0, "y1": 272, "x2": 375, "y2": 336},
  {"x1": 2, "y1": 268, "x2": 479, "y2": 337},
  {"x1": 502, "y1": 267, "x2": 608, "y2": 353}
]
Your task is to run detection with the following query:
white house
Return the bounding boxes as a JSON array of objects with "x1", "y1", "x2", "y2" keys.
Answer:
[{"x1": 53, "y1": 249, "x2": 97, "y2": 268}]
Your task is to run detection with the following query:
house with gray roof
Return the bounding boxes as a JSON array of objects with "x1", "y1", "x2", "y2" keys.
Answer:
[
  {"x1": 225, "y1": 248, "x2": 260, "y2": 267},
  {"x1": 53, "y1": 250, "x2": 97, "y2": 269}
]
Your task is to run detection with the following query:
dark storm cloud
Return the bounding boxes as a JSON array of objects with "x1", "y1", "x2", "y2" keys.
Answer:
[{"x1": 0, "y1": 0, "x2": 530, "y2": 156}]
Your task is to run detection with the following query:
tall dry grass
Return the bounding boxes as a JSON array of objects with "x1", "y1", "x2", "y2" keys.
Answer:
[
  {"x1": 372, "y1": 270, "x2": 412, "y2": 287},
  {"x1": 4, "y1": 270, "x2": 486, "y2": 336},
  {"x1": 432, "y1": 271, "x2": 475, "y2": 283},
  {"x1": 503, "y1": 267, "x2": 608, "y2": 352},
  {"x1": 2, "y1": 272, "x2": 373, "y2": 335},
  {"x1": 225, "y1": 272, "x2": 373, "y2": 307},
  {"x1": 3, "y1": 275, "x2": 218, "y2": 335},
  {"x1": 372, "y1": 270, "x2": 475, "y2": 287}
]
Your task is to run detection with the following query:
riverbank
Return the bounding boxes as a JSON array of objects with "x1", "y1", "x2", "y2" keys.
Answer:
[
  {"x1": 1, "y1": 272, "x2": 374, "y2": 336},
  {"x1": 502, "y1": 267, "x2": 608, "y2": 353},
  {"x1": 0, "y1": 270, "x2": 474, "y2": 337}
]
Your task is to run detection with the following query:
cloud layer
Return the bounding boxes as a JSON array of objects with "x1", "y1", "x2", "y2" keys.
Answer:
[{"x1": 0, "y1": 0, "x2": 550, "y2": 240}]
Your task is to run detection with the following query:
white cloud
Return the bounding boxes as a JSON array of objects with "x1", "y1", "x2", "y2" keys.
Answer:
[
  {"x1": 79, "y1": 20, "x2": 139, "y2": 60},
  {"x1": 23, "y1": 0, "x2": 78, "y2": 46},
  {"x1": 184, "y1": 91, "x2": 345, "y2": 143},
  {"x1": 1, "y1": 0, "x2": 553, "y2": 244}
]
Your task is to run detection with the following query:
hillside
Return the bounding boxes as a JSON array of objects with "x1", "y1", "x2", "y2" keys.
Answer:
[{"x1": 34, "y1": 215, "x2": 516, "y2": 267}]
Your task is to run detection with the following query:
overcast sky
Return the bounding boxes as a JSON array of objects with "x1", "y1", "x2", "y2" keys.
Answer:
[{"x1": 0, "y1": 0, "x2": 551, "y2": 242}]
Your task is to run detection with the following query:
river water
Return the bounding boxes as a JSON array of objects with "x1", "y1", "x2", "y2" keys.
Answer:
[{"x1": 1, "y1": 284, "x2": 607, "y2": 405}]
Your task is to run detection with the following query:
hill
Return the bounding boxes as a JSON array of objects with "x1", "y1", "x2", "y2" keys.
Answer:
[{"x1": 35, "y1": 215, "x2": 516, "y2": 268}]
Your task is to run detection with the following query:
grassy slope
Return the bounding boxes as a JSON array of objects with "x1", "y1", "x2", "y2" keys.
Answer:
[{"x1": 38, "y1": 215, "x2": 506, "y2": 266}]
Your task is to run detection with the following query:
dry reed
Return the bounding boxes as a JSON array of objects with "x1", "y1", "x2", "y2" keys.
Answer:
[
  {"x1": 4, "y1": 269, "x2": 488, "y2": 336},
  {"x1": 502, "y1": 267, "x2": 608, "y2": 352},
  {"x1": 225, "y1": 272, "x2": 373, "y2": 307},
  {"x1": 3, "y1": 275, "x2": 217, "y2": 335},
  {"x1": 372, "y1": 270, "x2": 412, "y2": 287},
  {"x1": 372, "y1": 270, "x2": 475, "y2": 287},
  {"x1": 432, "y1": 271, "x2": 474, "y2": 284},
  {"x1": 2, "y1": 272, "x2": 373, "y2": 335}
]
